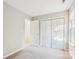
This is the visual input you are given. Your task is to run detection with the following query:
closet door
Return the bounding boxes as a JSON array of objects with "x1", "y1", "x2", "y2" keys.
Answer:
[
  {"x1": 31, "y1": 20, "x2": 39, "y2": 46},
  {"x1": 52, "y1": 18, "x2": 64, "y2": 49},
  {"x1": 40, "y1": 20, "x2": 51, "y2": 48},
  {"x1": 45, "y1": 20, "x2": 52, "y2": 48},
  {"x1": 40, "y1": 20, "x2": 46, "y2": 47}
]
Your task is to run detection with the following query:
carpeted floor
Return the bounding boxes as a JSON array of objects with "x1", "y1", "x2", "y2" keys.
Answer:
[{"x1": 5, "y1": 46, "x2": 71, "y2": 59}]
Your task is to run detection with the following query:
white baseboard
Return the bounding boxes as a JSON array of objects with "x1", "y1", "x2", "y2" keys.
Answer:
[
  {"x1": 3, "y1": 44, "x2": 33, "y2": 59},
  {"x1": 3, "y1": 46, "x2": 26, "y2": 59}
]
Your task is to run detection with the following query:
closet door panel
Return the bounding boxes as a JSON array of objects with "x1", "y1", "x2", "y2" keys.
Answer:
[
  {"x1": 31, "y1": 20, "x2": 39, "y2": 46},
  {"x1": 45, "y1": 20, "x2": 51, "y2": 48},
  {"x1": 40, "y1": 20, "x2": 51, "y2": 48},
  {"x1": 40, "y1": 20, "x2": 46, "y2": 47},
  {"x1": 52, "y1": 19, "x2": 64, "y2": 49}
]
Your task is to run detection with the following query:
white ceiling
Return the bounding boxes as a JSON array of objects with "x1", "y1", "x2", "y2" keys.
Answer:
[{"x1": 4, "y1": 0, "x2": 74, "y2": 16}]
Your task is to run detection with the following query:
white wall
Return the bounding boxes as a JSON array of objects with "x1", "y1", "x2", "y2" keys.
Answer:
[
  {"x1": 69, "y1": 1, "x2": 75, "y2": 59},
  {"x1": 3, "y1": 2, "x2": 31, "y2": 57}
]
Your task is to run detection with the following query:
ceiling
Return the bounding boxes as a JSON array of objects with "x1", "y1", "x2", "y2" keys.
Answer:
[{"x1": 4, "y1": 0, "x2": 74, "y2": 16}]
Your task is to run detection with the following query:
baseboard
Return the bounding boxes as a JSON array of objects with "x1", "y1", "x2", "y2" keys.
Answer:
[
  {"x1": 69, "y1": 52, "x2": 73, "y2": 59},
  {"x1": 68, "y1": 50, "x2": 74, "y2": 59},
  {"x1": 3, "y1": 47, "x2": 26, "y2": 59}
]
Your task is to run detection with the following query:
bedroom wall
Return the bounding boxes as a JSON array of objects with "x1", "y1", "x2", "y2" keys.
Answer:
[
  {"x1": 69, "y1": 1, "x2": 75, "y2": 59},
  {"x1": 3, "y1": 2, "x2": 31, "y2": 57}
]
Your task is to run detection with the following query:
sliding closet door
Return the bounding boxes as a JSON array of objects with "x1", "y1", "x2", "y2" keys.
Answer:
[
  {"x1": 45, "y1": 20, "x2": 52, "y2": 48},
  {"x1": 52, "y1": 18, "x2": 64, "y2": 49},
  {"x1": 40, "y1": 20, "x2": 51, "y2": 48},
  {"x1": 40, "y1": 20, "x2": 46, "y2": 47},
  {"x1": 31, "y1": 18, "x2": 64, "y2": 49},
  {"x1": 31, "y1": 20, "x2": 39, "y2": 46}
]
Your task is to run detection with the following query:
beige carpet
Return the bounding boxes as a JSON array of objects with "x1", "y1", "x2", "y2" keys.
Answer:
[{"x1": 5, "y1": 46, "x2": 71, "y2": 59}]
